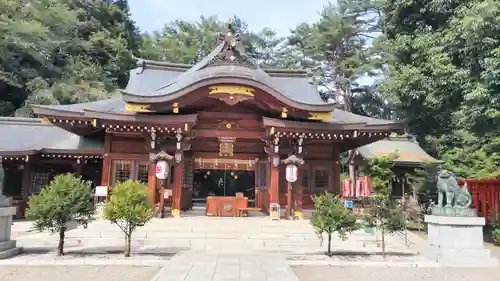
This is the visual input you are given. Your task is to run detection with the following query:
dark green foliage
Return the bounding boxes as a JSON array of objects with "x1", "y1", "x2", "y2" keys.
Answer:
[
  {"x1": 362, "y1": 153, "x2": 398, "y2": 198},
  {"x1": 104, "y1": 180, "x2": 152, "y2": 257},
  {"x1": 413, "y1": 161, "x2": 439, "y2": 211},
  {"x1": 0, "y1": 0, "x2": 139, "y2": 116},
  {"x1": 311, "y1": 193, "x2": 361, "y2": 256},
  {"x1": 26, "y1": 173, "x2": 94, "y2": 256},
  {"x1": 362, "y1": 154, "x2": 406, "y2": 257},
  {"x1": 378, "y1": 0, "x2": 500, "y2": 179}
]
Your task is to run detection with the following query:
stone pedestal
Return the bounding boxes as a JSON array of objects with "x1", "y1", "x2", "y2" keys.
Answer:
[
  {"x1": 0, "y1": 206, "x2": 22, "y2": 259},
  {"x1": 422, "y1": 215, "x2": 499, "y2": 267}
]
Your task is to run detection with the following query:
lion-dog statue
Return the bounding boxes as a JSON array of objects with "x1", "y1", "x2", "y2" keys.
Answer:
[{"x1": 436, "y1": 169, "x2": 472, "y2": 208}]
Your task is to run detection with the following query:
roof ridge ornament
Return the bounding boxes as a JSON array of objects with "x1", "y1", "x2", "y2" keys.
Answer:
[{"x1": 207, "y1": 17, "x2": 257, "y2": 69}]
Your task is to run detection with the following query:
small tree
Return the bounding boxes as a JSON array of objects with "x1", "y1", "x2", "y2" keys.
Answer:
[
  {"x1": 26, "y1": 173, "x2": 94, "y2": 256},
  {"x1": 365, "y1": 197, "x2": 406, "y2": 257},
  {"x1": 311, "y1": 192, "x2": 361, "y2": 256},
  {"x1": 362, "y1": 154, "x2": 407, "y2": 258},
  {"x1": 414, "y1": 161, "x2": 440, "y2": 212},
  {"x1": 104, "y1": 180, "x2": 152, "y2": 257}
]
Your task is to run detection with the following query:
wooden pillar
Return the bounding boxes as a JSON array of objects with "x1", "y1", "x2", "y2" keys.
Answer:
[
  {"x1": 172, "y1": 162, "x2": 183, "y2": 217},
  {"x1": 269, "y1": 165, "x2": 279, "y2": 205},
  {"x1": 286, "y1": 182, "x2": 293, "y2": 219},
  {"x1": 100, "y1": 133, "x2": 112, "y2": 186},
  {"x1": 100, "y1": 156, "x2": 111, "y2": 186},
  {"x1": 21, "y1": 162, "x2": 32, "y2": 217},
  {"x1": 147, "y1": 163, "x2": 156, "y2": 207},
  {"x1": 294, "y1": 169, "x2": 303, "y2": 219},
  {"x1": 332, "y1": 146, "x2": 341, "y2": 194},
  {"x1": 75, "y1": 161, "x2": 84, "y2": 177}
]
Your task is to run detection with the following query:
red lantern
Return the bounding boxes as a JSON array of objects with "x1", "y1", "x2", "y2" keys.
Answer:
[
  {"x1": 155, "y1": 160, "x2": 169, "y2": 180},
  {"x1": 285, "y1": 163, "x2": 298, "y2": 183}
]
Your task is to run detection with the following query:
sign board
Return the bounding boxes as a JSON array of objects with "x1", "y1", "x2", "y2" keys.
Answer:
[
  {"x1": 163, "y1": 189, "x2": 173, "y2": 199},
  {"x1": 344, "y1": 200, "x2": 353, "y2": 208},
  {"x1": 95, "y1": 186, "x2": 108, "y2": 197},
  {"x1": 156, "y1": 160, "x2": 169, "y2": 180}
]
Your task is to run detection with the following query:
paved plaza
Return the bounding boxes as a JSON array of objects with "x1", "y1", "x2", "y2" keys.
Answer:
[
  {"x1": 4, "y1": 214, "x2": 498, "y2": 280},
  {"x1": 0, "y1": 265, "x2": 160, "y2": 281},
  {"x1": 293, "y1": 266, "x2": 500, "y2": 281}
]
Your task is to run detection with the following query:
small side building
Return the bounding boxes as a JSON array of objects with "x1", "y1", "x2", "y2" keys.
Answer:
[
  {"x1": 0, "y1": 117, "x2": 103, "y2": 217},
  {"x1": 351, "y1": 134, "x2": 442, "y2": 198}
]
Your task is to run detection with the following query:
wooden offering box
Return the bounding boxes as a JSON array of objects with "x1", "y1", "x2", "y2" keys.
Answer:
[{"x1": 206, "y1": 196, "x2": 248, "y2": 217}]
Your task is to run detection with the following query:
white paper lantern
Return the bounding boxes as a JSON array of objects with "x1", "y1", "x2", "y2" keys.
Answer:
[
  {"x1": 155, "y1": 160, "x2": 169, "y2": 180},
  {"x1": 285, "y1": 164, "x2": 298, "y2": 183}
]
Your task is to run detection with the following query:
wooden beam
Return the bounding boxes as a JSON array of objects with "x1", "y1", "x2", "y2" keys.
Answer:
[{"x1": 193, "y1": 129, "x2": 265, "y2": 139}]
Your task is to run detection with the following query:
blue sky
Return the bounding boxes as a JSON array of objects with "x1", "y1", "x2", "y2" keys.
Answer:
[{"x1": 128, "y1": 0, "x2": 334, "y2": 36}]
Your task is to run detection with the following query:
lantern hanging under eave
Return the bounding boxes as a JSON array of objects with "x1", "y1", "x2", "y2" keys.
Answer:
[
  {"x1": 155, "y1": 160, "x2": 169, "y2": 180},
  {"x1": 285, "y1": 163, "x2": 298, "y2": 183}
]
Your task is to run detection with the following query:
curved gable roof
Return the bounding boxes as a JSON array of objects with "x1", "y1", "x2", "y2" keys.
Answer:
[{"x1": 121, "y1": 21, "x2": 334, "y2": 110}]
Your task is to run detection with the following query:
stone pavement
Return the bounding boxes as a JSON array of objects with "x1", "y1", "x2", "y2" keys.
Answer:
[
  {"x1": 11, "y1": 215, "x2": 417, "y2": 256},
  {"x1": 153, "y1": 250, "x2": 298, "y2": 281}
]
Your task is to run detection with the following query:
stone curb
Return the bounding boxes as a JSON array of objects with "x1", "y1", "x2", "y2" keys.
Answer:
[
  {"x1": 147, "y1": 263, "x2": 171, "y2": 281},
  {"x1": 287, "y1": 260, "x2": 442, "y2": 268},
  {"x1": 0, "y1": 259, "x2": 168, "y2": 266}
]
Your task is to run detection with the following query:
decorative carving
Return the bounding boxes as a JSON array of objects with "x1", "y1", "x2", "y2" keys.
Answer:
[
  {"x1": 208, "y1": 85, "x2": 255, "y2": 96},
  {"x1": 173, "y1": 102, "x2": 179, "y2": 114},
  {"x1": 308, "y1": 112, "x2": 332, "y2": 120},
  {"x1": 125, "y1": 103, "x2": 151, "y2": 112},
  {"x1": 208, "y1": 86, "x2": 255, "y2": 106},
  {"x1": 40, "y1": 117, "x2": 52, "y2": 125},
  {"x1": 281, "y1": 107, "x2": 288, "y2": 118},
  {"x1": 207, "y1": 18, "x2": 257, "y2": 68},
  {"x1": 218, "y1": 137, "x2": 236, "y2": 157},
  {"x1": 216, "y1": 120, "x2": 240, "y2": 130}
]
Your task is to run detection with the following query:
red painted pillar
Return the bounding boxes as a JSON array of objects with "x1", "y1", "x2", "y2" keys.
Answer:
[
  {"x1": 294, "y1": 169, "x2": 303, "y2": 219},
  {"x1": 269, "y1": 166, "x2": 279, "y2": 205},
  {"x1": 147, "y1": 163, "x2": 157, "y2": 207},
  {"x1": 172, "y1": 162, "x2": 183, "y2": 217},
  {"x1": 481, "y1": 187, "x2": 488, "y2": 223}
]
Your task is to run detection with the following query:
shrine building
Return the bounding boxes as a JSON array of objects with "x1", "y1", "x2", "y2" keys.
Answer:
[{"x1": 0, "y1": 21, "x2": 407, "y2": 218}]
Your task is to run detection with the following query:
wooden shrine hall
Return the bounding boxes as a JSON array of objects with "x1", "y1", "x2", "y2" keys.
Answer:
[{"x1": 0, "y1": 20, "x2": 406, "y2": 218}]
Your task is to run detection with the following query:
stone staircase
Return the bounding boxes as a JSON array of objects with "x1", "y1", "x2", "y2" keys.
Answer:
[{"x1": 14, "y1": 215, "x2": 416, "y2": 256}]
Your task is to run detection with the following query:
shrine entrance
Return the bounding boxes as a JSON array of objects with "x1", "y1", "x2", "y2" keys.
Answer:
[
  {"x1": 193, "y1": 169, "x2": 255, "y2": 200},
  {"x1": 192, "y1": 157, "x2": 259, "y2": 216}
]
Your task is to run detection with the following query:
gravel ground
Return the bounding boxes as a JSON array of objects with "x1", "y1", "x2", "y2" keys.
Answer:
[
  {"x1": 0, "y1": 265, "x2": 160, "y2": 281},
  {"x1": 293, "y1": 266, "x2": 500, "y2": 281}
]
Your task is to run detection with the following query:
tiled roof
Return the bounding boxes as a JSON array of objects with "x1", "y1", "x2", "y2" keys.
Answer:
[
  {"x1": 0, "y1": 117, "x2": 103, "y2": 155},
  {"x1": 356, "y1": 134, "x2": 441, "y2": 166}
]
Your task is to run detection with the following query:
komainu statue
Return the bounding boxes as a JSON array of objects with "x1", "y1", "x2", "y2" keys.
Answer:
[{"x1": 436, "y1": 169, "x2": 472, "y2": 208}]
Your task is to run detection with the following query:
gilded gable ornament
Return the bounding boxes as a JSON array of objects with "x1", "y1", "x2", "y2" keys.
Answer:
[
  {"x1": 207, "y1": 85, "x2": 255, "y2": 106},
  {"x1": 207, "y1": 18, "x2": 257, "y2": 68}
]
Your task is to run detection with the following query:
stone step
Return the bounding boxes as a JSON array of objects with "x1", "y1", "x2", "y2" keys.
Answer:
[
  {"x1": 0, "y1": 240, "x2": 16, "y2": 252},
  {"x1": 0, "y1": 246, "x2": 23, "y2": 259}
]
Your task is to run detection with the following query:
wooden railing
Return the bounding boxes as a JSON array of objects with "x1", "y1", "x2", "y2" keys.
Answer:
[{"x1": 458, "y1": 179, "x2": 500, "y2": 223}]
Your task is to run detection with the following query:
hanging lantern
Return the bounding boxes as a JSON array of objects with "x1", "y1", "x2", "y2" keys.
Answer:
[
  {"x1": 155, "y1": 160, "x2": 169, "y2": 180},
  {"x1": 285, "y1": 163, "x2": 298, "y2": 183},
  {"x1": 174, "y1": 151, "x2": 182, "y2": 163}
]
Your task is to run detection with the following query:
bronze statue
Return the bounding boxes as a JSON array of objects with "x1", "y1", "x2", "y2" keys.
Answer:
[{"x1": 436, "y1": 169, "x2": 472, "y2": 208}]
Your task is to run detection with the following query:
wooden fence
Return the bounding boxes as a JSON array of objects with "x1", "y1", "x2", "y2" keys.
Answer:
[{"x1": 458, "y1": 179, "x2": 500, "y2": 224}]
